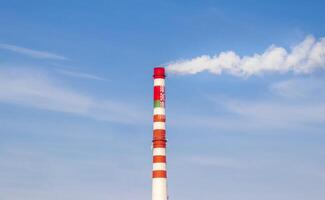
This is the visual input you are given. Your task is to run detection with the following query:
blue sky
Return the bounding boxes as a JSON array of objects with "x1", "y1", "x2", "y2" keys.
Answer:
[{"x1": 0, "y1": 1, "x2": 325, "y2": 199}]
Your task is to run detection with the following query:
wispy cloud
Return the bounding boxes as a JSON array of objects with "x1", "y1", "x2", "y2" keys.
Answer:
[
  {"x1": 0, "y1": 44, "x2": 67, "y2": 60},
  {"x1": 225, "y1": 99, "x2": 325, "y2": 127},
  {"x1": 182, "y1": 154, "x2": 325, "y2": 181},
  {"x1": 0, "y1": 144, "x2": 149, "y2": 200},
  {"x1": 170, "y1": 78, "x2": 325, "y2": 133},
  {"x1": 184, "y1": 156, "x2": 253, "y2": 169},
  {"x1": 270, "y1": 78, "x2": 325, "y2": 99},
  {"x1": 167, "y1": 35, "x2": 325, "y2": 77},
  {"x1": 0, "y1": 68, "x2": 143, "y2": 123},
  {"x1": 55, "y1": 69, "x2": 108, "y2": 81},
  {"x1": 171, "y1": 102, "x2": 325, "y2": 134}
]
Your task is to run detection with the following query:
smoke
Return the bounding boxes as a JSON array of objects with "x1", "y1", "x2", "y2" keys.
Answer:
[{"x1": 167, "y1": 35, "x2": 325, "y2": 77}]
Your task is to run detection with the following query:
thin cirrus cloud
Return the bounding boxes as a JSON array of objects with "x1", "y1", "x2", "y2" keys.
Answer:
[
  {"x1": 55, "y1": 69, "x2": 108, "y2": 81},
  {"x1": 167, "y1": 35, "x2": 325, "y2": 77},
  {"x1": 270, "y1": 78, "x2": 325, "y2": 99},
  {"x1": 169, "y1": 78, "x2": 325, "y2": 133},
  {"x1": 0, "y1": 144, "x2": 149, "y2": 200},
  {"x1": 0, "y1": 43, "x2": 67, "y2": 60},
  {"x1": 171, "y1": 99, "x2": 325, "y2": 134},
  {"x1": 0, "y1": 68, "x2": 143, "y2": 124}
]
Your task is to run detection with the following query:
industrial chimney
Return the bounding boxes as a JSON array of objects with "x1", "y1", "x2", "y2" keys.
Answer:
[{"x1": 152, "y1": 67, "x2": 168, "y2": 200}]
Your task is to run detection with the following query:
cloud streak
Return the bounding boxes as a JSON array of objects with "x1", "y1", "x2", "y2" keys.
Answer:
[
  {"x1": 169, "y1": 78, "x2": 325, "y2": 133},
  {"x1": 0, "y1": 68, "x2": 143, "y2": 124},
  {"x1": 56, "y1": 69, "x2": 108, "y2": 81},
  {"x1": 167, "y1": 35, "x2": 325, "y2": 76},
  {"x1": 0, "y1": 44, "x2": 67, "y2": 60},
  {"x1": 270, "y1": 78, "x2": 325, "y2": 99}
]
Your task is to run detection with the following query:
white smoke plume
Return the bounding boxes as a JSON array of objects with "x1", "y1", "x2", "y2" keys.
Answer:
[{"x1": 167, "y1": 35, "x2": 325, "y2": 77}]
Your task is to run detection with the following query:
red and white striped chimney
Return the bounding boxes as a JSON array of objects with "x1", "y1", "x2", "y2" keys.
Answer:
[{"x1": 152, "y1": 67, "x2": 168, "y2": 200}]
